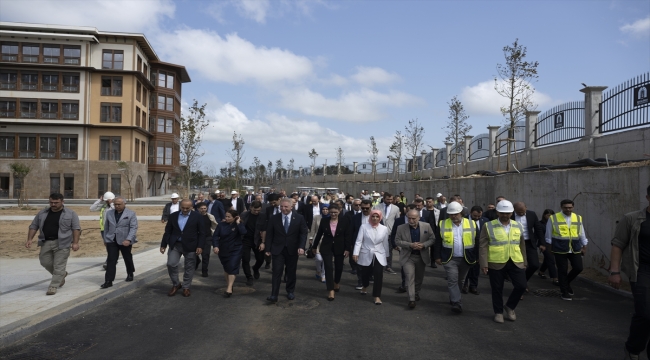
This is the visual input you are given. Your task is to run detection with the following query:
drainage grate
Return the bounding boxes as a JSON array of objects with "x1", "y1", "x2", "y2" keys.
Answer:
[
  {"x1": 532, "y1": 289, "x2": 561, "y2": 298},
  {"x1": 0, "y1": 342, "x2": 96, "y2": 360}
]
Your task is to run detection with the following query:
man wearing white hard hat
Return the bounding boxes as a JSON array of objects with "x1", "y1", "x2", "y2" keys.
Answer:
[
  {"x1": 479, "y1": 200, "x2": 527, "y2": 324},
  {"x1": 434, "y1": 201, "x2": 478, "y2": 314},
  {"x1": 161, "y1": 193, "x2": 181, "y2": 223},
  {"x1": 435, "y1": 193, "x2": 447, "y2": 210},
  {"x1": 90, "y1": 191, "x2": 116, "y2": 270},
  {"x1": 229, "y1": 190, "x2": 245, "y2": 215}
]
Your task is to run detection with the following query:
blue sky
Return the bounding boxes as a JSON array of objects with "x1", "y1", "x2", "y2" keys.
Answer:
[{"x1": 2, "y1": 0, "x2": 649, "y2": 173}]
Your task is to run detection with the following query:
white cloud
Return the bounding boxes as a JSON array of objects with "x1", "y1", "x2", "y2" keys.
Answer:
[
  {"x1": 351, "y1": 66, "x2": 401, "y2": 87},
  {"x1": 154, "y1": 29, "x2": 313, "y2": 84},
  {"x1": 0, "y1": 0, "x2": 174, "y2": 33},
  {"x1": 460, "y1": 80, "x2": 553, "y2": 116},
  {"x1": 279, "y1": 88, "x2": 424, "y2": 122},
  {"x1": 234, "y1": 0, "x2": 271, "y2": 23},
  {"x1": 620, "y1": 16, "x2": 650, "y2": 37}
]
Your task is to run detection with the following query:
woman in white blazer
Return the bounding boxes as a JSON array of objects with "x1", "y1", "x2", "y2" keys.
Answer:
[{"x1": 353, "y1": 209, "x2": 390, "y2": 305}]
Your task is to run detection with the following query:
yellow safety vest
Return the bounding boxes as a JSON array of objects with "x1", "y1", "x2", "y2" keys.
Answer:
[
  {"x1": 485, "y1": 219, "x2": 524, "y2": 264},
  {"x1": 550, "y1": 212, "x2": 583, "y2": 254},
  {"x1": 438, "y1": 218, "x2": 476, "y2": 264},
  {"x1": 99, "y1": 205, "x2": 106, "y2": 231}
]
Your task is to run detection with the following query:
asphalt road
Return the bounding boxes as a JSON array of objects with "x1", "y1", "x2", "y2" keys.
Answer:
[{"x1": 0, "y1": 255, "x2": 642, "y2": 360}]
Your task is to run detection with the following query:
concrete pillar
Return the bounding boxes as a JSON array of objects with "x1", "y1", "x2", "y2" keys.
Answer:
[
  {"x1": 525, "y1": 111, "x2": 540, "y2": 149},
  {"x1": 488, "y1": 126, "x2": 500, "y2": 157},
  {"x1": 298, "y1": 167, "x2": 302, "y2": 177},
  {"x1": 430, "y1": 148, "x2": 439, "y2": 168},
  {"x1": 323, "y1": 163, "x2": 327, "y2": 177},
  {"x1": 371, "y1": 160, "x2": 377, "y2": 182},
  {"x1": 310, "y1": 165, "x2": 314, "y2": 180},
  {"x1": 392, "y1": 158, "x2": 398, "y2": 180},
  {"x1": 444, "y1": 142, "x2": 453, "y2": 177},
  {"x1": 580, "y1": 86, "x2": 607, "y2": 138},
  {"x1": 463, "y1": 135, "x2": 473, "y2": 163}
]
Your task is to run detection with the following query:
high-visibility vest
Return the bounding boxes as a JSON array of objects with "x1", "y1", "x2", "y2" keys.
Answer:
[
  {"x1": 99, "y1": 205, "x2": 106, "y2": 231},
  {"x1": 485, "y1": 219, "x2": 524, "y2": 264},
  {"x1": 438, "y1": 218, "x2": 477, "y2": 264},
  {"x1": 550, "y1": 212, "x2": 583, "y2": 254}
]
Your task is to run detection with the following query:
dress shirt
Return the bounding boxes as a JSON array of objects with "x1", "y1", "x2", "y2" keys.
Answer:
[
  {"x1": 545, "y1": 214, "x2": 588, "y2": 253},
  {"x1": 208, "y1": 201, "x2": 214, "y2": 213},
  {"x1": 312, "y1": 205, "x2": 320, "y2": 217},
  {"x1": 361, "y1": 214, "x2": 369, "y2": 224},
  {"x1": 440, "y1": 203, "x2": 447, "y2": 209},
  {"x1": 452, "y1": 222, "x2": 464, "y2": 257},
  {"x1": 409, "y1": 225, "x2": 421, "y2": 255},
  {"x1": 274, "y1": 206, "x2": 281, "y2": 215},
  {"x1": 232, "y1": 197, "x2": 238, "y2": 212},
  {"x1": 283, "y1": 213, "x2": 291, "y2": 228},
  {"x1": 177, "y1": 212, "x2": 189, "y2": 242},
  {"x1": 170, "y1": 203, "x2": 179, "y2": 214},
  {"x1": 515, "y1": 214, "x2": 529, "y2": 240}
]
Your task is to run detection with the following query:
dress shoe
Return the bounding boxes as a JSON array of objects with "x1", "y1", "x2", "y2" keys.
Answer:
[
  {"x1": 469, "y1": 287, "x2": 480, "y2": 295},
  {"x1": 266, "y1": 296, "x2": 278, "y2": 303},
  {"x1": 494, "y1": 313, "x2": 504, "y2": 323},
  {"x1": 286, "y1": 293, "x2": 295, "y2": 300},
  {"x1": 224, "y1": 291, "x2": 232, "y2": 298},
  {"x1": 624, "y1": 345, "x2": 640, "y2": 360},
  {"x1": 246, "y1": 278, "x2": 254, "y2": 286},
  {"x1": 503, "y1": 306, "x2": 516, "y2": 321},
  {"x1": 461, "y1": 284, "x2": 468, "y2": 294},
  {"x1": 100, "y1": 281, "x2": 113, "y2": 289},
  {"x1": 395, "y1": 286, "x2": 406, "y2": 293},
  {"x1": 415, "y1": 294, "x2": 421, "y2": 301},
  {"x1": 408, "y1": 301, "x2": 416, "y2": 309},
  {"x1": 168, "y1": 284, "x2": 182, "y2": 297},
  {"x1": 182, "y1": 288, "x2": 191, "y2": 297},
  {"x1": 264, "y1": 263, "x2": 271, "y2": 269},
  {"x1": 60, "y1": 271, "x2": 68, "y2": 288},
  {"x1": 125, "y1": 273, "x2": 133, "y2": 282},
  {"x1": 385, "y1": 267, "x2": 396, "y2": 274},
  {"x1": 355, "y1": 284, "x2": 364, "y2": 290},
  {"x1": 202, "y1": 270, "x2": 208, "y2": 277},
  {"x1": 46, "y1": 286, "x2": 57, "y2": 295},
  {"x1": 567, "y1": 286, "x2": 574, "y2": 296},
  {"x1": 253, "y1": 269, "x2": 260, "y2": 279},
  {"x1": 537, "y1": 272, "x2": 547, "y2": 279},
  {"x1": 451, "y1": 302, "x2": 463, "y2": 313}
]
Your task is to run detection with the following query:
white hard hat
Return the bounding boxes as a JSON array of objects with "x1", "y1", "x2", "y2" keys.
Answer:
[
  {"x1": 436, "y1": 193, "x2": 443, "y2": 198},
  {"x1": 447, "y1": 201, "x2": 463, "y2": 214},
  {"x1": 496, "y1": 200, "x2": 514, "y2": 213},
  {"x1": 103, "y1": 191, "x2": 115, "y2": 200},
  {"x1": 231, "y1": 190, "x2": 238, "y2": 195},
  {"x1": 170, "y1": 193, "x2": 180, "y2": 199},
  {"x1": 372, "y1": 192, "x2": 380, "y2": 197}
]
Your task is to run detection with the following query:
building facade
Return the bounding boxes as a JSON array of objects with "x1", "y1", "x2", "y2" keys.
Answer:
[{"x1": 0, "y1": 22, "x2": 190, "y2": 199}]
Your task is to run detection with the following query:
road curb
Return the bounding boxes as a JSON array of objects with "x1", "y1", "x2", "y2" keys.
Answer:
[
  {"x1": 0, "y1": 264, "x2": 167, "y2": 349},
  {"x1": 576, "y1": 275, "x2": 633, "y2": 299}
]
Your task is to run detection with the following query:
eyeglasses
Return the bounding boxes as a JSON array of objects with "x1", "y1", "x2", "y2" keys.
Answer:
[{"x1": 360, "y1": 207, "x2": 371, "y2": 210}]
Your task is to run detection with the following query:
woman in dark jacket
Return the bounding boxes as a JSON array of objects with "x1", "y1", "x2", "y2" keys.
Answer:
[
  {"x1": 213, "y1": 209, "x2": 247, "y2": 297},
  {"x1": 311, "y1": 204, "x2": 352, "y2": 301}
]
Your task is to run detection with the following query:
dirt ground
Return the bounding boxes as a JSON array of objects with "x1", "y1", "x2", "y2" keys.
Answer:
[
  {"x1": 1, "y1": 220, "x2": 166, "y2": 258},
  {"x1": 0, "y1": 205, "x2": 164, "y2": 217},
  {"x1": 580, "y1": 267, "x2": 632, "y2": 292}
]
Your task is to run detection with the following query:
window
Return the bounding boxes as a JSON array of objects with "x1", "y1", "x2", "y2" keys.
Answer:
[
  {"x1": 22, "y1": 44, "x2": 39, "y2": 63},
  {"x1": 101, "y1": 76, "x2": 122, "y2": 96},
  {"x1": 166, "y1": 73, "x2": 174, "y2": 90},
  {"x1": 20, "y1": 100, "x2": 37, "y2": 118},
  {"x1": 100, "y1": 136, "x2": 121, "y2": 160},
  {"x1": 0, "y1": 100, "x2": 16, "y2": 118},
  {"x1": 156, "y1": 141, "x2": 164, "y2": 164},
  {"x1": 166, "y1": 119, "x2": 173, "y2": 133},
  {"x1": 40, "y1": 136, "x2": 57, "y2": 158},
  {"x1": 141, "y1": 141, "x2": 146, "y2": 163},
  {"x1": 157, "y1": 72, "x2": 165, "y2": 87},
  {"x1": 43, "y1": 45, "x2": 60, "y2": 64},
  {"x1": 135, "y1": 106, "x2": 141, "y2": 127},
  {"x1": 166, "y1": 97, "x2": 173, "y2": 111},
  {"x1": 0, "y1": 72, "x2": 17, "y2": 90},
  {"x1": 40, "y1": 101, "x2": 58, "y2": 119},
  {"x1": 148, "y1": 143, "x2": 154, "y2": 164},
  {"x1": 157, "y1": 95, "x2": 173, "y2": 111},
  {"x1": 136, "y1": 81, "x2": 141, "y2": 102},
  {"x1": 135, "y1": 139, "x2": 140, "y2": 162},
  {"x1": 1, "y1": 42, "x2": 18, "y2": 61},
  {"x1": 63, "y1": 46, "x2": 81, "y2": 65},
  {"x1": 60, "y1": 136, "x2": 78, "y2": 159},
  {"x1": 0, "y1": 135, "x2": 15, "y2": 157},
  {"x1": 102, "y1": 50, "x2": 124, "y2": 69},
  {"x1": 111, "y1": 174, "x2": 121, "y2": 196},
  {"x1": 149, "y1": 115, "x2": 155, "y2": 132},
  {"x1": 142, "y1": 88, "x2": 147, "y2": 107},
  {"x1": 62, "y1": 73, "x2": 80, "y2": 92},
  {"x1": 63, "y1": 174, "x2": 74, "y2": 198},
  {"x1": 19, "y1": 135, "x2": 36, "y2": 158},
  {"x1": 98, "y1": 174, "x2": 108, "y2": 198},
  {"x1": 157, "y1": 118, "x2": 165, "y2": 132},
  {"x1": 50, "y1": 174, "x2": 60, "y2": 194},
  {"x1": 157, "y1": 95, "x2": 165, "y2": 110},
  {"x1": 137, "y1": 55, "x2": 142, "y2": 72},
  {"x1": 100, "y1": 103, "x2": 122, "y2": 123},
  {"x1": 143, "y1": 64, "x2": 148, "y2": 79},
  {"x1": 141, "y1": 110, "x2": 146, "y2": 128},
  {"x1": 42, "y1": 73, "x2": 59, "y2": 91},
  {"x1": 61, "y1": 101, "x2": 79, "y2": 120},
  {"x1": 165, "y1": 142, "x2": 172, "y2": 165},
  {"x1": 0, "y1": 175, "x2": 9, "y2": 198},
  {"x1": 21, "y1": 73, "x2": 38, "y2": 91}
]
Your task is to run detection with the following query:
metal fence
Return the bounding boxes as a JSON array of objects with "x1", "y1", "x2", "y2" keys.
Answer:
[
  {"x1": 469, "y1": 133, "x2": 489, "y2": 160},
  {"x1": 449, "y1": 143, "x2": 465, "y2": 164},
  {"x1": 435, "y1": 149, "x2": 447, "y2": 167},
  {"x1": 535, "y1": 102, "x2": 585, "y2": 146},
  {"x1": 495, "y1": 121, "x2": 525, "y2": 154},
  {"x1": 599, "y1": 72, "x2": 650, "y2": 133}
]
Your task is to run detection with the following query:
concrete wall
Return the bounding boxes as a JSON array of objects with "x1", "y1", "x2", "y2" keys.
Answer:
[{"x1": 274, "y1": 164, "x2": 650, "y2": 273}]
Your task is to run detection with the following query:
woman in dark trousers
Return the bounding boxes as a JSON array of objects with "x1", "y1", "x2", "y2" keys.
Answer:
[
  {"x1": 538, "y1": 209, "x2": 559, "y2": 286},
  {"x1": 213, "y1": 209, "x2": 247, "y2": 297},
  {"x1": 311, "y1": 204, "x2": 352, "y2": 301}
]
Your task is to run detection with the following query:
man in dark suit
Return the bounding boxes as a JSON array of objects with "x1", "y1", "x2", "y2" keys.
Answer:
[
  {"x1": 262, "y1": 193, "x2": 282, "y2": 269},
  {"x1": 244, "y1": 190, "x2": 255, "y2": 211},
  {"x1": 483, "y1": 196, "x2": 506, "y2": 221},
  {"x1": 265, "y1": 198, "x2": 308, "y2": 302},
  {"x1": 193, "y1": 193, "x2": 208, "y2": 211},
  {"x1": 227, "y1": 190, "x2": 246, "y2": 214},
  {"x1": 462, "y1": 205, "x2": 489, "y2": 295},
  {"x1": 290, "y1": 192, "x2": 305, "y2": 216},
  {"x1": 303, "y1": 195, "x2": 322, "y2": 231},
  {"x1": 512, "y1": 202, "x2": 545, "y2": 283},
  {"x1": 208, "y1": 193, "x2": 225, "y2": 223},
  {"x1": 160, "y1": 199, "x2": 205, "y2": 297}
]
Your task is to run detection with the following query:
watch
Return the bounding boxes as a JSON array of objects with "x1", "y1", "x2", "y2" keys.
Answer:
[{"x1": 610, "y1": 271, "x2": 620, "y2": 276}]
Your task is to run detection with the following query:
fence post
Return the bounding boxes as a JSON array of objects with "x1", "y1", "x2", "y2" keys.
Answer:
[
  {"x1": 463, "y1": 136, "x2": 473, "y2": 163},
  {"x1": 580, "y1": 86, "x2": 608, "y2": 138},
  {"x1": 444, "y1": 142, "x2": 452, "y2": 177},
  {"x1": 488, "y1": 125, "x2": 501, "y2": 171},
  {"x1": 430, "y1": 148, "x2": 439, "y2": 168},
  {"x1": 525, "y1": 111, "x2": 540, "y2": 149}
]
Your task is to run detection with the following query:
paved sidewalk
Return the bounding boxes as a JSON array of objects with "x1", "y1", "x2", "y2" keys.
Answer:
[
  {"x1": 0, "y1": 247, "x2": 168, "y2": 346},
  {"x1": 0, "y1": 215, "x2": 161, "y2": 221}
]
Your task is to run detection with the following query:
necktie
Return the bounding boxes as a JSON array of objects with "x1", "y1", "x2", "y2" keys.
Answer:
[
  {"x1": 284, "y1": 215, "x2": 289, "y2": 233},
  {"x1": 385, "y1": 204, "x2": 389, "y2": 215}
]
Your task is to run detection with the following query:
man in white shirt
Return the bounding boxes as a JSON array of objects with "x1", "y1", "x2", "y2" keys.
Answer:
[{"x1": 161, "y1": 193, "x2": 180, "y2": 223}]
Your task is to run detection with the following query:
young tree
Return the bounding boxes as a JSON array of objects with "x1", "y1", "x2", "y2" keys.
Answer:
[
  {"x1": 252, "y1": 157, "x2": 263, "y2": 184},
  {"x1": 116, "y1": 160, "x2": 135, "y2": 201},
  {"x1": 179, "y1": 100, "x2": 209, "y2": 196},
  {"x1": 335, "y1": 146, "x2": 344, "y2": 175},
  {"x1": 494, "y1": 38, "x2": 539, "y2": 170},
  {"x1": 227, "y1": 131, "x2": 245, "y2": 189},
  {"x1": 9, "y1": 162, "x2": 31, "y2": 207},
  {"x1": 267, "y1": 160, "x2": 273, "y2": 181},
  {"x1": 389, "y1": 131, "x2": 403, "y2": 177},
  {"x1": 308, "y1": 148, "x2": 318, "y2": 169},
  {"x1": 288, "y1": 158, "x2": 295, "y2": 178},
  {"x1": 404, "y1": 118, "x2": 425, "y2": 177},
  {"x1": 368, "y1": 136, "x2": 379, "y2": 163},
  {"x1": 444, "y1": 96, "x2": 472, "y2": 166},
  {"x1": 275, "y1": 159, "x2": 284, "y2": 178}
]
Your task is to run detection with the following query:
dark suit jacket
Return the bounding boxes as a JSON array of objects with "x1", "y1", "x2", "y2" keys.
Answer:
[
  {"x1": 244, "y1": 194, "x2": 255, "y2": 210},
  {"x1": 209, "y1": 200, "x2": 225, "y2": 223},
  {"x1": 161, "y1": 202, "x2": 176, "y2": 222},
  {"x1": 266, "y1": 211, "x2": 308, "y2": 256},
  {"x1": 193, "y1": 199, "x2": 209, "y2": 211},
  {"x1": 484, "y1": 208, "x2": 499, "y2": 221},
  {"x1": 293, "y1": 201, "x2": 306, "y2": 216},
  {"x1": 303, "y1": 204, "x2": 323, "y2": 231},
  {"x1": 240, "y1": 210, "x2": 265, "y2": 246},
  {"x1": 225, "y1": 197, "x2": 245, "y2": 214},
  {"x1": 312, "y1": 216, "x2": 353, "y2": 255},
  {"x1": 160, "y1": 211, "x2": 206, "y2": 253},
  {"x1": 511, "y1": 210, "x2": 545, "y2": 248}
]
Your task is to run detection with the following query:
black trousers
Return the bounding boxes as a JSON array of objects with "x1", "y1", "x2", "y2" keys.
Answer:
[
  {"x1": 463, "y1": 262, "x2": 480, "y2": 288},
  {"x1": 323, "y1": 253, "x2": 344, "y2": 291},
  {"x1": 488, "y1": 260, "x2": 527, "y2": 314},
  {"x1": 525, "y1": 241, "x2": 541, "y2": 281},
  {"x1": 199, "y1": 242, "x2": 211, "y2": 271},
  {"x1": 105, "y1": 241, "x2": 135, "y2": 282},
  {"x1": 242, "y1": 241, "x2": 264, "y2": 279},
  {"x1": 554, "y1": 252, "x2": 583, "y2": 294},
  {"x1": 539, "y1": 245, "x2": 558, "y2": 278},
  {"x1": 626, "y1": 263, "x2": 650, "y2": 355},
  {"x1": 361, "y1": 255, "x2": 384, "y2": 297},
  {"x1": 271, "y1": 247, "x2": 298, "y2": 297}
]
